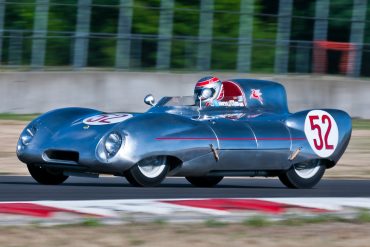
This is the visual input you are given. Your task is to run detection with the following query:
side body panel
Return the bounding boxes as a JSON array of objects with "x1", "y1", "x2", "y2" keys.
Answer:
[
  {"x1": 116, "y1": 113, "x2": 219, "y2": 175},
  {"x1": 246, "y1": 116, "x2": 291, "y2": 170},
  {"x1": 204, "y1": 117, "x2": 257, "y2": 171},
  {"x1": 203, "y1": 113, "x2": 292, "y2": 171}
]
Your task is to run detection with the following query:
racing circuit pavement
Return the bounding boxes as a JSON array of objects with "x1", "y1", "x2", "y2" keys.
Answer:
[{"x1": 1, "y1": 176, "x2": 370, "y2": 201}]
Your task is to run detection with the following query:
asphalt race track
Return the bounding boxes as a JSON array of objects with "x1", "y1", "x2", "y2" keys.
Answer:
[{"x1": 0, "y1": 176, "x2": 370, "y2": 201}]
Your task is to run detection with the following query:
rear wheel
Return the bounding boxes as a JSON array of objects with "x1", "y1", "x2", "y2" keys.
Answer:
[
  {"x1": 125, "y1": 156, "x2": 169, "y2": 187},
  {"x1": 27, "y1": 164, "x2": 69, "y2": 185},
  {"x1": 278, "y1": 161, "x2": 325, "y2": 189},
  {"x1": 186, "y1": 176, "x2": 223, "y2": 187}
]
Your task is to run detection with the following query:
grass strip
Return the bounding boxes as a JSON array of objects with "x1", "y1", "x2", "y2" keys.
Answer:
[{"x1": 0, "y1": 113, "x2": 40, "y2": 121}]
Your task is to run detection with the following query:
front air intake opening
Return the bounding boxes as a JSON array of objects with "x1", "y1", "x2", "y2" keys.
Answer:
[{"x1": 44, "y1": 150, "x2": 79, "y2": 163}]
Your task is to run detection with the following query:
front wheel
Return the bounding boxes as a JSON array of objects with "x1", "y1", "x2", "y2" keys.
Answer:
[
  {"x1": 278, "y1": 161, "x2": 325, "y2": 189},
  {"x1": 186, "y1": 176, "x2": 223, "y2": 187},
  {"x1": 27, "y1": 164, "x2": 69, "y2": 185},
  {"x1": 125, "y1": 156, "x2": 169, "y2": 187}
]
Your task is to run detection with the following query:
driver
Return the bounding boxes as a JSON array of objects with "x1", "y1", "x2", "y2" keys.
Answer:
[{"x1": 194, "y1": 76, "x2": 224, "y2": 107}]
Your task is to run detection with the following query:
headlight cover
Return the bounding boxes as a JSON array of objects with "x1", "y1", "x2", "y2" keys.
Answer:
[
  {"x1": 96, "y1": 132, "x2": 125, "y2": 162},
  {"x1": 21, "y1": 126, "x2": 37, "y2": 146},
  {"x1": 17, "y1": 125, "x2": 37, "y2": 153},
  {"x1": 104, "y1": 132, "x2": 122, "y2": 157}
]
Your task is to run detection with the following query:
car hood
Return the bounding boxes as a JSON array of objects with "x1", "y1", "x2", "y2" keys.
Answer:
[{"x1": 32, "y1": 111, "x2": 142, "y2": 151}]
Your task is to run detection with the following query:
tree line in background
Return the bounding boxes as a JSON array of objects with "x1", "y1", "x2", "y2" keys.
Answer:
[{"x1": 2, "y1": 0, "x2": 370, "y2": 75}]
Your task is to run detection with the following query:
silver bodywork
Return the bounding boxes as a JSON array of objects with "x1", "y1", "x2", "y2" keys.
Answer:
[{"x1": 17, "y1": 79, "x2": 352, "y2": 178}]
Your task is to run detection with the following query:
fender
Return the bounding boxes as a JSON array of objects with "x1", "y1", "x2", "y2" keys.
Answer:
[{"x1": 285, "y1": 109, "x2": 352, "y2": 168}]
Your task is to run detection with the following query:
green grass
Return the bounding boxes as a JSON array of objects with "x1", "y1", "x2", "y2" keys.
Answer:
[
  {"x1": 356, "y1": 210, "x2": 370, "y2": 223},
  {"x1": 241, "y1": 214, "x2": 353, "y2": 228},
  {"x1": 204, "y1": 219, "x2": 228, "y2": 228},
  {"x1": 280, "y1": 215, "x2": 347, "y2": 226},
  {"x1": 242, "y1": 216, "x2": 271, "y2": 227},
  {"x1": 0, "y1": 113, "x2": 39, "y2": 121},
  {"x1": 80, "y1": 218, "x2": 102, "y2": 227},
  {"x1": 152, "y1": 218, "x2": 167, "y2": 225},
  {"x1": 352, "y1": 119, "x2": 370, "y2": 130}
]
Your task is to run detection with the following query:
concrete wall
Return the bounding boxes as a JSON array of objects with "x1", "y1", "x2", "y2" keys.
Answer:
[{"x1": 0, "y1": 72, "x2": 369, "y2": 118}]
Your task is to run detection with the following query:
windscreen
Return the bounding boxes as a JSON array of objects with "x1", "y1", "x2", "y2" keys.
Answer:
[{"x1": 158, "y1": 96, "x2": 196, "y2": 106}]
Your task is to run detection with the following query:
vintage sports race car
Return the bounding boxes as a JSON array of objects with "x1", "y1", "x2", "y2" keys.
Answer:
[{"x1": 17, "y1": 79, "x2": 351, "y2": 188}]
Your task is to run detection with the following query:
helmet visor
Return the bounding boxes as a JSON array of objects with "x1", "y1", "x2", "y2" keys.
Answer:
[{"x1": 194, "y1": 87, "x2": 216, "y2": 100}]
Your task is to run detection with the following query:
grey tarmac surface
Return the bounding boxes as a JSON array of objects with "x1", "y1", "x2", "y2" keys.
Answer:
[{"x1": 1, "y1": 176, "x2": 370, "y2": 201}]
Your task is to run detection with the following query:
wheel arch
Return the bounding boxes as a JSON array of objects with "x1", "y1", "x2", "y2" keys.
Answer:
[
  {"x1": 166, "y1": 155, "x2": 183, "y2": 172},
  {"x1": 319, "y1": 158, "x2": 336, "y2": 169},
  {"x1": 124, "y1": 155, "x2": 182, "y2": 187},
  {"x1": 291, "y1": 158, "x2": 335, "y2": 170},
  {"x1": 133, "y1": 155, "x2": 183, "y2": 173}
]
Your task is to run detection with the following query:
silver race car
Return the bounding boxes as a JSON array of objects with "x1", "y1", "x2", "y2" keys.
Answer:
[{"x1": 17, "y1": 78, "x2": 352, "y2": 188}]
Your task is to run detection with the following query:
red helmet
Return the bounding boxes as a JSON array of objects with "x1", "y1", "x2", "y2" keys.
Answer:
[{"x1": 194, "y1": 76, "x2": 224, "y2": 104}]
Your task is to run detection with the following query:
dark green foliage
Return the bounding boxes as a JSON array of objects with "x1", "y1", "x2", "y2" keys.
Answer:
[{"x1": 0, "y1": 0, "x2": 367, "y2": 74}]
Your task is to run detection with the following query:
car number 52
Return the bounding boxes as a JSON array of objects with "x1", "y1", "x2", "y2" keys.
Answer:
[{"x1": 304, "y1": 110, "x2": 339, "y2": 158}]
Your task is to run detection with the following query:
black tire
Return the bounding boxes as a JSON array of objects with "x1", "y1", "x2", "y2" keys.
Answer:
[
  {"x1": 278, "y1": 162, "x2": 325, "y2": 189},
  {"x1": 186, "y1": 176, "x2": 223, "y2": 187},
  {"x1": 124, "y1": 156, "x2": 169, "y2": 187},
  {"x1": 27, "y1": 164, "x2": 69, "y2": 185}
]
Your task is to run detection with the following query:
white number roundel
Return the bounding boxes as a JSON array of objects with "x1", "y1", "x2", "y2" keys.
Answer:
[
  {"x1": 304, "y1": 110, "x2": 339, "y2": 158},
  {"x1": 83, "y1": 113, "x2": 133, "y2": 125}
]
